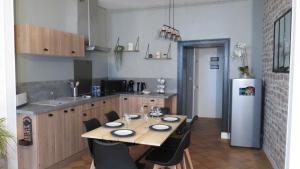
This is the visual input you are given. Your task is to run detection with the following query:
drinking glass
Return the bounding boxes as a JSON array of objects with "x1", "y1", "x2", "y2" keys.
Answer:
[{"x1": 144, "y1": 113, "x2": 149, "y2": 129}]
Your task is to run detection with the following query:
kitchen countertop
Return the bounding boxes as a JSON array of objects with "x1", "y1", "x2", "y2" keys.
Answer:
[{"x1": 17, "y1": 92, "x2": 177, "y2": 115}]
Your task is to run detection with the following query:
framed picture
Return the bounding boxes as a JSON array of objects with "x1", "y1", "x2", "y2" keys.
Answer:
[{"x1": 273, "y1": 9, "x2": 292, "y2": 73}]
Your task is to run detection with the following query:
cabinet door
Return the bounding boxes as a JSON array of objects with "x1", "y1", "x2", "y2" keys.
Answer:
[
  {"x1": 143, "y1": 98, "x2": 166, "y2": 109},
  {"x1": 120, "y1": 96, "x2": 130, "y2": 116},
  {"x1": 37, "y1": 111, "x2": 63, "y2": 169},
  {"x1": 60, "y1": 32, "x2": 85, "y2": 57},
  {"x1": 70, "y1": 34, "x2": 85, "y2": 57},
  {"x1": 78, "y1": 109, "x2": 93, "y2": 150},
  {"x1": 62, "y1": 107, "x2": 80, "y2": 158},
  {"x1": 128, "y1": 96, "x2": 143, "y2": 114},
  {"x1": 16, "y1": 24, "x2": 52, "y2": 56}
]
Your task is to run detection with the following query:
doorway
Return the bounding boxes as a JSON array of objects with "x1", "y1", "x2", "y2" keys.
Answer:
[
  {"x1": 177, "y1": 39, "x2": 230, "y2": 133},
  {"x1": 193, "y1": 47, "x2": 223, "y2": 118}
]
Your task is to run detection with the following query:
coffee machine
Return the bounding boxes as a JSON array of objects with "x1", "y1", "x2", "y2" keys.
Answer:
[{"x1": 127, "y1": 80, "x2": 135, "y2": 93}]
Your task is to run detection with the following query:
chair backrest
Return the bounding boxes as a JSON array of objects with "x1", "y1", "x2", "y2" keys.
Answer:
[
  {"x1": 160, "y1": 107, "x2": 170, "y2": 115},
  {"x1": 105, "y1": 111, "x2": 120, "y2": 122},
  {"x1": 189, "y1": 115, "x2": 198, "y2": 128},
  {"x1": 93, "y1": 140, "x2": 138, "y2": 169},
  {"x1": 168, "y1": 129, "x2": 191, "y2": 166},
  {"x1": 83, "y1": 118, "x2": 101, "y2": 157}
]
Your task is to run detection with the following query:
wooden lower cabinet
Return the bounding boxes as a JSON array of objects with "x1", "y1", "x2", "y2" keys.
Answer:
[
  {"x1": 78, "y1": 108, "x2": 97, "y2": 150},
  {"x1": 62, "y1": 106, "x2": 81, "y2": 158},
  {"x1": 37, "y1": 111, "x2": 64, "y2": 169}
]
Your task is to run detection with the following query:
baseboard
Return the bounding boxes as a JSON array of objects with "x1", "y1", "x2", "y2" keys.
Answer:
[{"x1": 221, "y1": 132, "x2": 230, "y2": 140}]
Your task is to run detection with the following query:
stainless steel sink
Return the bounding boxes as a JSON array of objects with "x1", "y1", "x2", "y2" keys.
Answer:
[
  {"x1": 32, "y1": 97, "x2": 90, "y2": 107},
  {"x1": 32, "y1": 100, "x2": 71, "y2": 107}
]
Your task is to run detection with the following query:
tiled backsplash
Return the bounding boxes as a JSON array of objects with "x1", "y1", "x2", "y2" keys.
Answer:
[
  {"x1": 17, "y1": 80, "x2": 73, "y2": 103},
  {"x1": 17, "y1": 78, "x2": 177, "y2": 103}
]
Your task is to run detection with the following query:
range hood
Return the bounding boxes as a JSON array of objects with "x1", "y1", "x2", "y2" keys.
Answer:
[{"x1": 85, "y1": 0, "x2": 111, "y2": 52}]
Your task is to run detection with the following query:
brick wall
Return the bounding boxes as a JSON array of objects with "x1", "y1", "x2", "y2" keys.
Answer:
[{"x1": 262, "y1": 0, "x2": 292, "y2": 169}]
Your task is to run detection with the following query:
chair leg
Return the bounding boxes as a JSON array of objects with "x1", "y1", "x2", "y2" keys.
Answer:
[
  {"x1": 153, "y1": 164, "x2": 163, "y2": 169},
  {"x1": 90, "y1": 160, "x2": 95, "y2": 169},
  {"x1": 176, "y1": 163, "x2": 182, "y2": 169},
  {"x1": 184, "y1": 149, "x2": 194, "y2": 169},
  {"x1": 182, "y1": 157, "x2": 187, "y2": 169}
]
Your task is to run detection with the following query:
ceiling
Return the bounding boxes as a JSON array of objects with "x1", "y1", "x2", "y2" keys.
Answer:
[{"x1": 97, "y1": 0, "x2": 239, "y2": 10}]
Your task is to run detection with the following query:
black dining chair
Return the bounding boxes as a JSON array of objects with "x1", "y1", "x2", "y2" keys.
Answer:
[
  {"x1": 160, "y1": 115, "x2": 198, "y2": 169},
  {"x1": 105, "y1": 111, "x2": 120, "y2": 122},
  {"x1": 160, "y1": 107, "x2": 171, "y2": 115},
  {"x1": 93, "y1": 140, "x2": 141, "y2": 169},
  {"x1": 146, "y1": 129, "x2": 191, "y2": 169},
  {"x1": 83, "y1": 118, "x2": 102, "y2": 157}
]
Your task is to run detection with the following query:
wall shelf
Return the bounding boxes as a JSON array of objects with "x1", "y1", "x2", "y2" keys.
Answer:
[
  {"x1": 115, "y1": 36, "x2": 140, "y2": 52},
  {"x1": 144, "y1": 43, "x2": 172, "y2": 60}
]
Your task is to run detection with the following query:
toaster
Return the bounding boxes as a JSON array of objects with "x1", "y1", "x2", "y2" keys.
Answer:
[{"x1": 16, "y1": 93, "x2": 28, "y2": 107}]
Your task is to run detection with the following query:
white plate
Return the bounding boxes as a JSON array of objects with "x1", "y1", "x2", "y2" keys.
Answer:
[
  {"x1": 105, "y1": 122, "x2": 123, "y2": 127},
  {"x1": 162, "y1": 117, "x2": 179, "y2": 122},
  {"x1": 113, "y1": 130, "x2": 134, "y2": 136},
  {"x1": 151, "y1": 124, "x2": 170, "y2": 130},
  {"x1": 128, "y1": 114, "x2": 140, "y2": 119},
  {"x1": 129, "y1": 114, "x2": 139, "y2": 118},
  {"x1": 150, "y1": 112, "x2": 163, "y2": 117}
]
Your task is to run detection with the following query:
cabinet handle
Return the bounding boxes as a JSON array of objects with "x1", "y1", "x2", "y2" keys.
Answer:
[
  {"x1": 44, "y1": 48, "x2": 49, "y2": 52},
  {"x1": 91, "y1": 104, "x2": 94, "y2": 107},
  {"x1": 144, "y1": 105, "x2": 148, "y2": 108},
  {"x1": 124, "y1": 98, "x2": 128, "y2": 101},
  {"x1": 150, "y1": 100, "x2": 155, "y2": 102},
  {"x1": 48, "y1": 114, "x2": 53, "y2": 117},
  {"x1": 64, "y1": 110, "x2": 68, "y2": 113},
  {"x1": 70, "y1": 108, "x2": 75, "y2": 112},
  {"x1": 71, "y1": 51, "x2": 76, "y2": 54},
  {"x1": 83, "y1": 113, "x2": 87, "y2": 117},
  {"x1": 103, "y1": 101, "x2": 106, "y2": 104}
]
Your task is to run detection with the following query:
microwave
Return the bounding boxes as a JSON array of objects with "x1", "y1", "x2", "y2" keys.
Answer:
[{"x1": 101, "y1": 80, "x2": 127, "y2": 96}]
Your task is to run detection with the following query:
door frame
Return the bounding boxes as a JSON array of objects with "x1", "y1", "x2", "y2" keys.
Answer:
[{"x1": 177, "y1": 38, "x2": 230, "y2": 132}]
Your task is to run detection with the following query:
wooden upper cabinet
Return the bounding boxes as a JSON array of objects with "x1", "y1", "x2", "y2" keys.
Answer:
[{"x1": 15, "y1": 24, "x2": 85, "y2": 57}]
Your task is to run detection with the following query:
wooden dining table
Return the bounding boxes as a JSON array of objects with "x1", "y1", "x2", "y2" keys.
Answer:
[
  {"x1": 81, "y1": 114, "x2": 187, "y2": 169},
  {"x1": 82, "y1": 114, "x2": 187, "y2": 146}
]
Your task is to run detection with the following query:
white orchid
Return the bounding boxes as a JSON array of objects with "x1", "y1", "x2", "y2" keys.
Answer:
[{"x1": 232, "y1": 42, "x2": 251, "y2": 77}]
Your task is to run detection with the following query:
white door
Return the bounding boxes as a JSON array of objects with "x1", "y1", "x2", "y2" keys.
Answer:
[{"x1": 194, "y1": 48, "x2": 223, "y2": 118}]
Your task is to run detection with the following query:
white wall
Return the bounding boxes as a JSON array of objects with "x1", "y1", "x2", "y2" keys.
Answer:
[
  {"x1": 107, "y1": 0, "x2": 260, "y2": 80},
  {"x1": 0, "y1": 0, "x2": 18, "y2": 168},
  {"x1": 15, "y1": 0, "x2": 109, "y2": 83},
  {"x1": 15, "y1": 0, "x2": 78, "y2": 33}
]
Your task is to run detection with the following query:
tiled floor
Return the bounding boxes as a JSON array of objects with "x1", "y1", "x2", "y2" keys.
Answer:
[{"x1": 60, "y1": 118, "x2": 273, "y2": 169}]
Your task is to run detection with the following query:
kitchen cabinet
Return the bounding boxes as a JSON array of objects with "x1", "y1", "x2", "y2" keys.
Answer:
[
  {"x1": 36, "y1": 111, "x2": 64, "y2": 169},
  {"x1": 62, "y1": 106, "x2": 81, "y2": 158},
  {"x1": 16, "y1": 24, "x2": 52, "y2": 56},
  {"x1": 79, "y1": 104, "x2": 98, "y2": 150},
  {"x1": 119, "y1": 96, "x2": 144, "y2": 115},
  {"x1": 15, "y1": 24, "x2": 85, "y2": 57},
  {"x1": 61, "y1": 32, "x2": 85, "y2": 57},
  {"x1": 143, "y1": 97, "x2": 165, "y2": 108},
  {"x1": 96, "y1": 96, "x2": 120, "y2": 123}
]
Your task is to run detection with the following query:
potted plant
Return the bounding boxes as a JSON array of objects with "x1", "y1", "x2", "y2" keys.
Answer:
[
  {"x1": 114, "y1": 45, "x2": 125, "y2": 70},
  {"x1": 232, "y1": 42, "x2": 252, "y2": 78},
  {"x1": 0, "y1": 118, "x2": 13, "y2": 165}
]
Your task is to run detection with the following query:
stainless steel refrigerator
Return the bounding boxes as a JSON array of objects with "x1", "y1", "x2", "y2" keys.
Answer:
[{"x1": 230, "y1": 79, "x2": 262, "y2": 148}]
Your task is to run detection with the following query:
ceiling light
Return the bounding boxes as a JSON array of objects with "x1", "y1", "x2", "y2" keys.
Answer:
[{"x1": 159, "y1": 0, "x2": 181, "y2": 42}]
